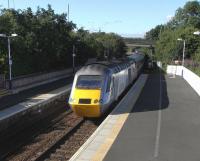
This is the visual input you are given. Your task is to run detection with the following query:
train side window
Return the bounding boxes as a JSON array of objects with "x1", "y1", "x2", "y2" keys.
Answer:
[
  {"x1": 128, "y1": 68, "x2": 131, "y2": 81},
  {"x1": 106, "y1": 76, "x2": 111, "y2": 92},
  {"x1": 117, "y1": 66, "x2": 121, "y2": 72},
  {"x1": 133, "y1": 63, "x2": 136, "y2": 69}
]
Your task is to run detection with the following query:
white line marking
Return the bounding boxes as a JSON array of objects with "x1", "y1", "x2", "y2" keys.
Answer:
[{"x1": 154, "y1": 69, "x2": 162, "y2": 158}]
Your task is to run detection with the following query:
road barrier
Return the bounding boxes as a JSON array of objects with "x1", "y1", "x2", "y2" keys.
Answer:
[{"x1": 167, "y1": 65, "x2": 200, "y2": 96}]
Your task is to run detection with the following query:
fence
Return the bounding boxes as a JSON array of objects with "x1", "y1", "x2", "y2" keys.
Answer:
[
  {"x1": 5, "y1": 68, "x2": 74, "y2": 92},
  {"x1": 0, "y1": 74, "x2": 5, "y2": 88},
  {"x1": 169, "y1": 59, "x2": 200, "y2": 76}
]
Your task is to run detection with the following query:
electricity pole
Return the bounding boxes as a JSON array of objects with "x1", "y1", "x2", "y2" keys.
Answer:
[
  {"x1": 8, "y1": 0, "x2": 9, "y2": 9},
  {"x1": 68, "y1": 4, "x2": 70, "y2": 21},
  {"x1": 72, "y1": 45, "x2": 75, "y2": 74}
]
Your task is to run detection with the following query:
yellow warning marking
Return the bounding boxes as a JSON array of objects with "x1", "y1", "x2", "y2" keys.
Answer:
[{"x1": 92, "y1": 113, "x2": 129, "y2": 161}]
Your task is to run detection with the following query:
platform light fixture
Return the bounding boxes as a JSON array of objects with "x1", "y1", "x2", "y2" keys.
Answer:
[
  {"x1": 193, "y1": 31, "x2": 200, "y2": 35},
  {"x1": 0, "y1": 33, "x2": 18, "y2": 89},
  {"x1": 72, "y1": 39, "x2": 81, "y2": 74},
  {"x1": 177, "y1": 38, "x2": 185, "y2": 66}
]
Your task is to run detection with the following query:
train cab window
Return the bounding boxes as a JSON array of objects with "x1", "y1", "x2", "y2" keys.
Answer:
[
  {"x1": 128, "y1": 68, "x2": 131, "y2": 81},
  {"x1": 76, "y1": 75, "x2": 102, "y2": 89}
]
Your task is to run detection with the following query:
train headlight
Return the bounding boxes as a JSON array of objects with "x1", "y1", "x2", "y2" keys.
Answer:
[{"x1": 94, "y1": 99, "x2": 99, "y2": 104}]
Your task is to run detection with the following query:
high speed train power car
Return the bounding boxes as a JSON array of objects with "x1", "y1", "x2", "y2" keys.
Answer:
[{"x1": 68, "y1": 52, "x2": 145, "y2": 117}]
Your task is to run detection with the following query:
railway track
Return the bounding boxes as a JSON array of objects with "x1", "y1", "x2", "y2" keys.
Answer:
[
  {"x1": 1, "y1": 106, "x2": 104, "y2": 161},
  {"x1": 35, "y1": 120, "x2": 97, "y2": 161},
  {"x1": 4, "y1": 111, "x2": 100, "y2": 161},
  {"x1": 3, "y1": 110, "x2": 83, "y2": 161}
]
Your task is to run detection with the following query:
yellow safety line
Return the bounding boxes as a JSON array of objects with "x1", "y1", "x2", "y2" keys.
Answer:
[{"x1": 91, "y1": 113, "x2": 129, "y2": 161}]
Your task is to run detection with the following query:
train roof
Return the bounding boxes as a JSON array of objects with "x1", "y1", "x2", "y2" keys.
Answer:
[
  {"x1": 127, "y1": 52, "x2": 145, "y2": 62},
  {"x1": 76, "y1": 60, "x2": 132, "y2": 76},
  {"x1": 76, "y1": 53, "x2": 144, "y2": 76}
]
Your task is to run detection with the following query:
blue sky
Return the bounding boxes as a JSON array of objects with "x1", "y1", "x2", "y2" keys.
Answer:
[{"x1": 0, "y1": 0, "x2": 190, "y2": 37}]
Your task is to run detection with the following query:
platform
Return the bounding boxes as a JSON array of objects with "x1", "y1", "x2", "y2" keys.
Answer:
[
  {"x1": 0, "y1": 83, "x2": 72, "y2": 132},
  {"x1": 0, "y1": 76, "x2": 73, "y2": 111},
  {"x1": 70, "y1": 72, "x2": 200, "y2": 161}
]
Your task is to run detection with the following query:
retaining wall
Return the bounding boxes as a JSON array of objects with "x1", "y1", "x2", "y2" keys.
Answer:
[
  {"x1": 6, "y1": 68, "x2": 74, "y2": 93},
  {"x1": 167, "y1": 65, "x2": 200, "y2": 96}
]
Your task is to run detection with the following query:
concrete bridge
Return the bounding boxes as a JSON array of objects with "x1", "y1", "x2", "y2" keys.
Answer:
[{"x1": 126, "y1": 43, "x2": 155, "y2": 48}]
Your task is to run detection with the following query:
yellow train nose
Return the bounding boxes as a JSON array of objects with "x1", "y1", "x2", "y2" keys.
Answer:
[
  {"x1": 69, "y1": 88, "x2": 102, "y2": 117},
  {"x1": 71, "y1": 104, "x2": 101, "y2": 117}
]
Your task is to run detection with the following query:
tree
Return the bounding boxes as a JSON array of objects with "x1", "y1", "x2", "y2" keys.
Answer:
[
  {"x1": 0, "y1": 6, "x2": 76, "y2": 76},
  {"x1": 145, "y1": 25, "x2": 164, "y2": 41},
  {"x1": 167, "y1": 1, "x2": 200, "y2": 29},
  {"x1": 0, "y1": 6, "x2": 127, "y2": 77},
  {"x1": 146, "y1": 1, "x2": 200, "y2": 65}
]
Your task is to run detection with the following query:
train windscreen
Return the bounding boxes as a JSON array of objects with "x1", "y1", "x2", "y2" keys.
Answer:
[{"x1": 76, "y1": 75, "x2": 102, "y2": 89}]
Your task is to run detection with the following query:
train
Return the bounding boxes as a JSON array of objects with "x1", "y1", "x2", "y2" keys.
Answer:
[{"x1": 68, "y1": 52, "x2": 145, "y2": 117}]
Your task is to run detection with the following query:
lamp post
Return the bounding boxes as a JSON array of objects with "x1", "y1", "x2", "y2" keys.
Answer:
[
  {"x1": 72, "y1": 39, "x2": 80, "y2": 75},
  {"x1": 177, "y1": 38, "x2": 185, "y2": 66},
  {"x1": 193, "y1": 31, "x2": 200, "y2": 36},
  {"x1": 72, "y1": 45, "x2": 75, "y2": 74},
  {"x1": 0, "y1": 33, "x2": 18, "y2": 89}
]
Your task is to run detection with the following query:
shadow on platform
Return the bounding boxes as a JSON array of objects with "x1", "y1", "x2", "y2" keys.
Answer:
[
  {"x1": 132, "y1": 73, "x2": 169, "y2": 113},
  {"x1": 110, "y1": 72, "x2": 169, "y2": 116}
]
